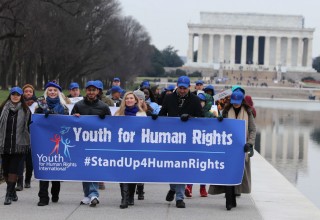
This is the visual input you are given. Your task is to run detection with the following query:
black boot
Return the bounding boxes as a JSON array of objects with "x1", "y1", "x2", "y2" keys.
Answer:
[
  {"x1": 136, "y1": 184, "x2": 145, "y2": 200},
  {"x1": 127, "y1": 184, "x2": 136, "y2": 206},
  {"x1": 11, "y1": 187, "x2": 18, "y2": 202},
  {"x1": 4, "y1": 182, "x2": 15, "y2": 205},
  {"x1": 225, "y1": 186, "x2": 236, "y2": 211},
  {"x1": 119, "y1": 183, "x2": 128, "y2": 209},
  {"x1": 16, "y1": 176, "x2": 23, "y2": 191}
]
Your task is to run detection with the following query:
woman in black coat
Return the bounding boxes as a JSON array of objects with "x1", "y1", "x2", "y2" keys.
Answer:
[{"x1": 0, "y1": 87, "x2": 31, "y2": 205}]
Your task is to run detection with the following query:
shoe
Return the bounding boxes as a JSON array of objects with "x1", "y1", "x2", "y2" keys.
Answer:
[
  {"x1": 200, "y1": 186, "x2": 208, "y2": 197},
  {"x1": 15, "y1": 184, "x2": 23, "y2": 191},
  {"x1": 235, "y1": 193, "x2": 241, "y2": 197},
  {"x1": 24, "y1": 181, "x2": 31, "y2": 188},
  {"x1": 4, "y1": 193, "x2": 12, "y2": 205},
  {"x1": 38, "y1": 200, "x2": 49, "y2": 206},
  {"x1": 128, "y1": 197, "x2": 134, "y2": 206},
  {"x1": 80, "y1": 197, "x2": 90, "y2": 205},
  {"x1": 166, "y1": 190, "x2": 175, "y2": 202},
  {"x1": 51, "y1": 196, "x2": 59, "y2": 203},
  {"x1": 137, "y1": 192, "x2": 144, "y2": 200},
  {"x1": 11, "y1": 190, "x2": 18, "y2": 202},
  {"x1": 176, "y1": 200, "x2": 186, "y2": 208},
  {"x1": 98, "y1": 182, "x2": 105, "y2": 190},
  {"x1": 89, "y1": 197, "x2": 99, "y2": 207},
  {"x1": 185, "y1": 186, "x2": 192, "y2": 198}
]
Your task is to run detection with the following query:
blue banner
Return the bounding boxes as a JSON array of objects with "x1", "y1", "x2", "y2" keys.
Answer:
[{"x1": 30, "y1": 115, "x2": 246, "y2": 185}]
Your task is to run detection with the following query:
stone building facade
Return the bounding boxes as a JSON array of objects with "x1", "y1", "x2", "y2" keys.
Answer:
[{"x1": 186, "y1": 12, "x2": 315, "y2": 73}]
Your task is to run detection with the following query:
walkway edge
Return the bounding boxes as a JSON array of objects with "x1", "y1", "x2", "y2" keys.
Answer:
[{"x1": 251, "y1": 152, "x2": 320, "y2": 220}]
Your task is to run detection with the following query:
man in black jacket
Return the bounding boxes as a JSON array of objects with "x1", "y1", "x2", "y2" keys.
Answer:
[
  {"x1": 71, "y1": 80, "x2": 111, "y2": 207},
  {"x1": 159, "y1": 76, "x2": 202, "y2": 208}
]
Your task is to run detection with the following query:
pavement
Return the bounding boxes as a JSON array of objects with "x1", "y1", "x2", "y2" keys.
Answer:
[{"x1": 0, "y1": 152, "x2": 319, "y2": 220}]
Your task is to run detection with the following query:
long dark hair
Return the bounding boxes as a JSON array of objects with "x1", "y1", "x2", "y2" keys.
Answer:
[{"x1": 0, "y1": 94, "x2": 30, "y2": 113}]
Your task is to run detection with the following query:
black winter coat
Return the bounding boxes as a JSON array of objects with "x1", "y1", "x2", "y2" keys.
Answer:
[
  {"x1": 71, "y1": 97, "x2": 111, "y2": 116},
  {"x1": 159, "y1": 91, "x2": 202, "y2": 117}
]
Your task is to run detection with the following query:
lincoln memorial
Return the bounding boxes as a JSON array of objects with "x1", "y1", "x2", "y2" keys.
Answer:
[{"x1": 186, "y1": 12, "x2": 315, "y2": 73}]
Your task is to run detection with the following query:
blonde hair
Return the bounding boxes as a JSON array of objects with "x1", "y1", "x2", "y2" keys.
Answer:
[
  {"x1": 43, "y1": 87, "x2": 68, "y2": 108},
  {"x1": 114, "y1": 91, "x2": 144, "y2": 116}
]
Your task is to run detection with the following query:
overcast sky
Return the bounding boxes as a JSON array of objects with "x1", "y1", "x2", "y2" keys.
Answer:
[{"x1": 119, "y1": 0, "x2": 320, "y2": 57}]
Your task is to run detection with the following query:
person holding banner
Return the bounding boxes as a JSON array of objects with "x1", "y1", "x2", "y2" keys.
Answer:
[
  {"x1": 114, "y1": 91, "x2": 147, "y2": 209},
  {"x1": 67, "y1": 82, "x2": 82, "y2": 98},
  {"x1": 71, "y1": 80, "x2": 111, "y2": 207},
  {"x1": 159, "y1": 76, "x2": 202, "y2": 208},
  {"x1": 208, "y1": 88, "x2": 256, "y2": 211},
  {"x1": 35, "y1": 81, "x2": 69, "y2": 206},
  {"x1": 0, "y1": 87, "x2": 31, "y2": 205}
]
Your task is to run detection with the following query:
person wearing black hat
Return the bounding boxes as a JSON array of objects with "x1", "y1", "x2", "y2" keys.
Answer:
[
  {"x1": 35, "y1": 81, "x2": 69, "y2": 206},
  {"x1": 158, "y1": 76, "x2": 202, "y2": 209},
  {"x1": 71, "y1": 80, "x2": 111, "y2": 207},
  {"x1": 0, "y1": 87, "x2": 31, "y2": 205},
  {"x1": 208, "y1": 88, "x2": 256, "y2": 211}
]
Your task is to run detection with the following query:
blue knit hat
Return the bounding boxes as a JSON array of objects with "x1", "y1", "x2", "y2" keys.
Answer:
[{"x1": 45, "y1": 81, "x2": 62, "y2": 92}]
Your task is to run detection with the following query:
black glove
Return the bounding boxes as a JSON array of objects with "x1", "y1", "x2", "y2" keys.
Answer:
[
  {"x1": 217, "y1": 114, "x2": 223, "y2": 122},
  {"x1": 44, "y1": 109, "x2": 49, "y2": 118},
  {"x1": 151, "y1": 114, "x2": 158, "y2": 120},
  {"x1": 244, "y1": 143, "x2": 254, "y2": 157},
  {"x1": 180, "y1": 114, "x2": 189, "y2": 122},
  {"x1": 99, "y1": 114, "x2": 106, "y2": 119}
]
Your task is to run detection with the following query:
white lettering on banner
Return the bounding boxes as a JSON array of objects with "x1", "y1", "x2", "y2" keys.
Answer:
[
  {"x1": 86, "y1": 156, "x2": 225, "y2": 171},
  {"x1": 73, "y1": 127, "x2": 112, "y2": 142},
  {"x1": 37, "y1": 154, "x2": 64, "y2": 163},
  {"x1": 192, "y1": 129, "x2": 233, "y2": 146},
  {"x1": 118, "y1": 128, "x2": 135, "y2": 143},
  {"x1": 141, "y1": 129, "x2": 186, "y2": 144}
]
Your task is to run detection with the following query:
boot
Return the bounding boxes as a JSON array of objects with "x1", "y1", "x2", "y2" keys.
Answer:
[
  {"x1": 136, "y1": 184, "x2": 145, "y2": 200},
  {"x1": 11, "y1": 187, "x2": 18, "y2": 202},
  {"x1": 225, "y1": 186, "x2": 236, "y2": 211},
  {"x1": 185, "y1": 185, "x2": 192, "y2": 197},
  {"x1": 4, "y1": 182, "x2": 15, "y2": 205},
  {"x1": 24, "y1": 178, "x2": 31, "y2": 188},
  {"x1": 200, "y1": 185, "x2": 208, "y2": 197},
  {"x1": 16, "y1": 176, "x2": 23, "y2": 191},
  {"x1": 119, "y1": 183, "x2": 128, "y2": 209},
  {"x1": 127, "y1": 184, "x2": 136, "y2": 206}
]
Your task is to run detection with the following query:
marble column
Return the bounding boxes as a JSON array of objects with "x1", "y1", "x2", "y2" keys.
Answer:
[
  {"x1": 219, "y1": 35, "x2": 225, "y2": 63},
  {"x1": 197, "y1": 34, "x2": 203, "y2": 63},
  {"x1": 253, "y1": 35, "x2": 259, "y2": 65},
  {"x1": 230, "y1": 35, "x2": 236, "y2": 65},
  {"x1": 187, "y1": 33, "x2": 194, "y2": 63},
  {"x1": 208, "y1": 34, "x2": 214, "y2": 63},
  {"x1": 307, "y1": 38, "x2": 313, "y2": 67},
  {"x1": 275, "y1": 37, "x2": 281, "y2": 65},
  {"x1": 286, "y1": 37, "x2": 292, "y2": 66},
  {"x1": 264, "y1": 36, "x2": 270, "y2": 66},
  {"x1": 241, "y1": 35, "x2": 247, "y2": 65},
  {"x1": 297, "y1": 37, "x2": 303, "y2": 67}
]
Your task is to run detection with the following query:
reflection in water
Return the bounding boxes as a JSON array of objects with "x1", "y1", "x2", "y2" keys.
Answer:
[{"x1": 254, "y1": 99, "x2": 320, "y2": 209}]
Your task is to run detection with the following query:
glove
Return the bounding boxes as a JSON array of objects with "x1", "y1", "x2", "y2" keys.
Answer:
[
  {"x1": 99, "y1": 113, "x2": 106, "y2": 119},
  {"x1": 244, "y1": 143, "x2": 254, "y2": 157},
  {"x1": 217, "y1": 114, "x2": 223, "y2": 122},
  {"x1": 180, "y1": 114, "x2": 189, "y2": 122},
  {"x1": 151, "y1": 114, "x2": 158, "y2": 120}
]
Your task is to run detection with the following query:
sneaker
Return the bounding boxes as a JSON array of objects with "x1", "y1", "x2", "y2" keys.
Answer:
[
  {"x1": 176, "y1": 200, "x2": 186, "y2": 208},
  {"x1": 200, "y1": 186, "x2": 208, "y2": 197},
  {"x1": 89, "y1": 197, "x2": 99, "y2": 207},
  {"x1": 98, "y1": 182, "x2": 105, "y2": 190},
  {"x1": 80, "y1": 197, "x2": 90, "y2": 205},
  {"x1": 166, "y1": 190, "x2": 175, "y2": 202},
  {"x1": 185, "y1": 186, "x2": 192, "y2": 198}
]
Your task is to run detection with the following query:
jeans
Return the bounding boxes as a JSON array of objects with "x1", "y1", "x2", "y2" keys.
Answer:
[
  {"x1": 82, "y1": 182, "x2": 99, "y2": 199},
  {"x1": 170, "y1": 184, "x2": 185, "y2": 201}
]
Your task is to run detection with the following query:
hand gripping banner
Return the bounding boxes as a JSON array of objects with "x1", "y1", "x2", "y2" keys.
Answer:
[{"x1": 30, "y1": 115, "x2": 246, "y2": 185}]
